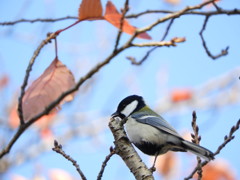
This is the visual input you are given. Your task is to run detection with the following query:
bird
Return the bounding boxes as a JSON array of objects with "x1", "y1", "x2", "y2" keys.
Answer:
[{"x1": 111, "y1": 95, "x2": 214, "y2": 168}]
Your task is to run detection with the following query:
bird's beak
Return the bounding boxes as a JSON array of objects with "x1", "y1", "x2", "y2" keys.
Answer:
[{"x1": 111, "y1": 112, "x2": 119, "y2": 118}]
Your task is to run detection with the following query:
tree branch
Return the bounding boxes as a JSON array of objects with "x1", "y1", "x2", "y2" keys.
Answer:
[
  {"x1": 0, "y1": 16, "x2": 77, "y2": 26},
  {"x1": 199, "y1": 16, "x2": 229, "y2": 60},
  {"x1": 126, "y1": 8, "x2": 240, "y2": 19},
  {"x1": 52, "y1": 140, "x2": 87, "y2": 180},
  {"x1": 97, "y1": 146, "x2": 116, "y2": 180},
  {"x1": 109, "y1": 117, "x2": 153, "y2": 180},
  {"x1": 131, "y1": 37, "x2": 185, "y2": 47},
  {"x1": 185, "y1": 119, "x2": 240, "y2": 180},
  {"x1": 191, "y1": 111, "x2": 203, "y2": 180}
]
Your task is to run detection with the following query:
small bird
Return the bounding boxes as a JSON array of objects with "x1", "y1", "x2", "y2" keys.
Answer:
[{"x1": 111, "y1": 95, "x2": 214, "y2": 167}]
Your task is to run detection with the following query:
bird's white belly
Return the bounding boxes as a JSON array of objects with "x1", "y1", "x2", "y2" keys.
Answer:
[{"x1": 125, "y1": 117, "x2": 167, "y2": 145}]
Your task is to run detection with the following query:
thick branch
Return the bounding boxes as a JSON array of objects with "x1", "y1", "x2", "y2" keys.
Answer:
[{"x1": 109, "y1": 117, "x2": 153, "y2": 180}]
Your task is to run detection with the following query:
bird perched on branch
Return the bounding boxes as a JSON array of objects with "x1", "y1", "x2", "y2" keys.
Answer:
[{"x1": 112, "y1": 95, "x2": 214, "y2": 168}]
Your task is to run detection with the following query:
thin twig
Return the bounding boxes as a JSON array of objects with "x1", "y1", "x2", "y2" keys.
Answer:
[
  {"x1": 97, "y1": 146, "x2": 116, "y2": 180},
  {"x1": 0, "y1": 16, "x2": 78, "y2": 26},
  {"x1": 52, "y1": 140, "x2": 87, "y2": 180},
  {"x1": 131, "y1": 37, "x2": 185, "y2": 47},
  {"x1": 185, "y1": 119, "x2": 240, "y2": 180},
  {"x1": 126, "y1": 9, "x2": 240, "y2": 18},
  {"x1": 191, "y1": 111, "x2": 202, "y2": 180},
  {"x1": 114, "y1": 0, "x2": 129, "y2": 52},
  {"x1": 199, "y1": 16, "x2": 229, "y2": 60}
]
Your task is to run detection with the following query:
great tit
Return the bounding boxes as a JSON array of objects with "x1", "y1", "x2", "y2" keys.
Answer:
[{"x1": 111, "y1": 95, "x2": 214, "y2": 165}]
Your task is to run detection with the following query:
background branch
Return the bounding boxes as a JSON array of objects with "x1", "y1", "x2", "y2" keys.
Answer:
[
  {"x1": 52, "y1": 140, "x2": 87, "y2": 180},
  {"x1": 199, "y1": 16, "x2": 229, "y2": 60}
]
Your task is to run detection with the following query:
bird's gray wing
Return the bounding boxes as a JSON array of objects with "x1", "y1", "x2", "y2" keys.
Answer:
[{"x1": 131, "y1": 112, "x2": 181, "y2": 138}]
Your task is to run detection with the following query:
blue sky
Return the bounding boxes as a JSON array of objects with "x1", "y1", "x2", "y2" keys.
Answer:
[{"x1": 1, "y1": 0, "x2": 240, "y2": 179}]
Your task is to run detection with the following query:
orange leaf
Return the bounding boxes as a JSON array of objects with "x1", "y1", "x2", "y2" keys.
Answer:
[
  {"x1": 156, "y1": 152, "x2": 178, "y2": 177},
  {"x1": 78, "y1": 0, "x2": 103, "y2": 20},
  {"x1": 104, "y1": 1, "x2": 151, "y2": 40},
  {"x1": 194, "y1": 160, "x2": 236, "y2": 180},
  {"x1": 171, "y1": 88, "x2": 193, "y2": 102},
  {"x1": 22, "y1": 58, "x2": 75, "y2": 122}
]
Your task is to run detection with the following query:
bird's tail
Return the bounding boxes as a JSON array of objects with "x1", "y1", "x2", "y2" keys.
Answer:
[{"x1": 182, "y1": 140, "x2": 214, "y2": 161}]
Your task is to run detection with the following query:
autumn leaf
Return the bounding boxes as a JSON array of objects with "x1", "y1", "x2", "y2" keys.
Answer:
[
  {"x1": 194, "y1": 160, "x2": 236, "y2": 180},
  {"x1": 22, "y1": 57, "x2": 75, "y2": 122},
  {"x1": 78, "y1": 0, "x2": 103, "y2": 20},
  {"x1": 155, "y1": 152, "x2": 178, "y2": 177},
  {"x1": 104, "y1": 1, "x2": 151, "y2": 40},
  {"x1": 171, "y1": 88, "x2": 193, "y2": 102}
]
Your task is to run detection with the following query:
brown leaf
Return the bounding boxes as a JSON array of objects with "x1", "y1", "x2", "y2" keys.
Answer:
[
  {"x1": 22, "y1": 58, "x2": 75, "y2": 122},
  {"x1": 78, "y1": 0, "x2": 103, "y2": 20},
  {"x1": 104, "y1": 1, "x2": 151, "y2": 40}
]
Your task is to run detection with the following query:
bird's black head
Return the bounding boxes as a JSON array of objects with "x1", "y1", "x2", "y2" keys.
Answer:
[{"x1": 112, "y1": 95, "x2": 146, "y2": 119}]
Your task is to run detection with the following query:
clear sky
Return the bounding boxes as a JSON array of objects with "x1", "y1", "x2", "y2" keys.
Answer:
[{"x1": 0, "y1": 0, "x2": 240, "y2": 179}]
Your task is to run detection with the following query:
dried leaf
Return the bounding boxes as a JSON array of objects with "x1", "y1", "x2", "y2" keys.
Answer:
[
  {"x1": 171, "y1": 88, "x2": 193, "y2": 102},
  {"x1": 104, "y1": 1, "x2": 151, "y2": 40},
  {"x1": 22, "y1": 58, "x2": 75, "y2": 121},
  {"x1": 78, "y1": 0, "x2": 103, "y2": 20},
  {"x1": 9, "y1": 101, "x2": 56, "y2": 130}
]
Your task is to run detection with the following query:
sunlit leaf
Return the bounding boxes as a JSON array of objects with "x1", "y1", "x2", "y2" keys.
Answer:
[
  {"x1": 78, "y1": 0, "x2": 103, "y2": 20},
  {"x1": 104, "y1": 1, "x2": 151, "y2": 40},
  {"x1": 22, "y1": 57, "x2": 75, "y2": 122}
]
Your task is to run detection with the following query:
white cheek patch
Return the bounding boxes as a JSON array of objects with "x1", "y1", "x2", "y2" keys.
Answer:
[{"x1": 121, "y1": 100, "x2": 138, "y2": 117}]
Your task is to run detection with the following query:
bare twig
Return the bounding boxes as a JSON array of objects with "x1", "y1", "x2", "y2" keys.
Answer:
[
  {"x1": 52, "y1": 140, "x2": 87, "y2": 180},
  {"x1": 126, "y1": 9, "x2": 240, "y2": 18},
  {"x1": 114, "y1": 0, "x2": 129, "y2": 52},
  {"x1": 199, "y1": 16, "x2": 229, "y2": 60},
  {"x1": 191, "y1": 111, "x2": 203, "y2": 180},
  {"x1": 131, "y1": 37, "x2": 185, "y2": 47},
  {"x1": 97, "y1": 146, "x2": 116, "y2": 180},
  {"x1": 0, "y1": 16, "x2": 78, "y2": 26},
  {"x1": 127, "y1": 18, "x2": 175, "y2": 65},
  {"x1": 185, "y1": 119, "x2": 240, "y2": 180}
]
